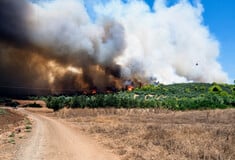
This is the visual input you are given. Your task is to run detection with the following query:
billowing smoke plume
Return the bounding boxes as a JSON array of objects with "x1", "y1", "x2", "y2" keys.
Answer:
[
  {"x1": 0, "y1": 0, "x2": 228, "y2": 96},
  {"x1": 0, "y1": 0, "x2": 32, "y2": 46}
]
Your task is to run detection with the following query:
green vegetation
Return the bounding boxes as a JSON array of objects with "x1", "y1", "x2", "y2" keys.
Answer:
[
  {"x1": 25, "y1": 129, "x2": 31, "y2": 132},
  {"x1": 24, "y1": 118, "x2": 32, "y2": 125},
  {"x1": 8, "y1": 132, "x2": 15, "y2": 138},
  {"x1": 7, "y1": 132, "x2": 16, "y2": 144},
  {"x1": 43, "y1": 83, "x2": 235, "y2": 111},
  {"x1": 0, "y1": 108, "x2": 7, "y2": 115},
  {"x1": 8, "y1": 138, "x2": 15, "y2": 144},
  {"x1": 23, "y1": 102, "x2": 42, "y2": 108},
  {"x1": 25, "y1": 124, "x2": 32, "y2": 132},
  {"x1": 0, "y1": 98, "x2": 13, "y2": 105},
  {"x1": 24, "y1": 118, "x2": 32, "y2": 132},
  {"x1": 3, "y1": 99, "x2": 20, "y2": 108},
  {"x1": 25, "y1": 125, "x2": 32, "y2": 130}
]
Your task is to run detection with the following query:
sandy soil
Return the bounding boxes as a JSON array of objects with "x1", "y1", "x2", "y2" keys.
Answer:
[
  {"x1": 54, "y1": 108, "x2": 235, "y2": 160},
  {"x1": 14, "y1": 108, "x2": 119, "y2": 160},
  {"x1": 0, "y1": 108, "x2": 25, "y2": 134},
  {"x1": 0, "y1": 107, "x2": 28, "y2": 160}
]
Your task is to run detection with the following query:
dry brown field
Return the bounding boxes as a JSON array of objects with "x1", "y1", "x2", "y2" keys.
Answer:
[{"x1": 53, "y1": 108, "x2": 235, "y2": 160}]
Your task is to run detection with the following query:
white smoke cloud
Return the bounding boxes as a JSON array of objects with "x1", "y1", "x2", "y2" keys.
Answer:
[
  {"x1": 31, "y1": 0, "x2": 125, "y2": 65},
  {"x1": 95, "y1": 0, "x2": 228, "y2": 83},
  {"x1": 30, "y1": 0, "x2": 228, "y2": 84}
]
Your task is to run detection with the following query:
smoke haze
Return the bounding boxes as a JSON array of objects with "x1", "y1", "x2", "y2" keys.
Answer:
[{"x1": 0, "y1": 0, "x2": 228, "y2": 96}]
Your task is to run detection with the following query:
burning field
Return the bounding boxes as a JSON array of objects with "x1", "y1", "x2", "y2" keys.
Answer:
[{"x1": 0, "y1": 0, "x2": 228, "y2": 97}]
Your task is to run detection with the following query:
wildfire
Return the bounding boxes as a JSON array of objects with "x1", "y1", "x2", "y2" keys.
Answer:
[
  {"x1": 127, "y1": 85, "x2": 134, "y2": 91},
  {"x1": 124, "y1": 79, "x2": 135, "y2": 91},
  {"x1": 67, "y1": 66, "x2": 83, "y2": 74},
  {"x1": 91, "y1": 89, "x2": 97, "y2": 94}
]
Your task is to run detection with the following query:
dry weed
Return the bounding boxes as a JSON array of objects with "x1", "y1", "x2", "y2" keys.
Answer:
[{"x1": 54, "y1": 108, "x2": 235, "y2": 160}]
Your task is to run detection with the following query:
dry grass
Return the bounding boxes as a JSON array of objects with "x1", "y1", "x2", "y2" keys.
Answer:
[
  {"x1": 0, "y1": 108, "x2": 25, "y2": 134},
  {"x1": 0, "y1": 107, "x2": 29, "y2": 160},
  {"x1": 54, "y1": 108, "x2": 235, "y2": 160}
]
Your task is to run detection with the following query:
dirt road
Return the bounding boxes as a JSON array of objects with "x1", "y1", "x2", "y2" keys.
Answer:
[{"x1": 15, "y1": 109, "x2": 119, "y2": 160}]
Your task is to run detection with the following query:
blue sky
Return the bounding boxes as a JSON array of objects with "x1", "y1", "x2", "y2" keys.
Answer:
[
  {"x1": 144, "y1": 0, "x2": 235, "y2": 82},
  {"x1": 201, "y1": 0, "x2": 235, "y2": 83}
]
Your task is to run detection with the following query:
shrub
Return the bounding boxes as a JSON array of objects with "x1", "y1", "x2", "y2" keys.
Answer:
[
  {"x1": 25, "y1": 125, "x2": 32, "y2": 129},
  {"x1": 104, "y1": 94, "x2": 120, "y2": 107},
  {"x1": 5, "y1": 101, "x2": 20, "y2": 108},
  {"x1": 70, "y1": 96, "x2": 80, "y2": 108},
  {"x1": 209, "y1": 85, "x2": 222, "y2": 93},
  {"x1": 0, "y1": 108, "x2": 7, "y2": 115},
  {"x1": 220, "y1": 91, "x2": 229, "y2": 97},
  {"x1": 46, "y1": 96, "x2": 67, "y2": 111},
  {"x1": 27, "y1": 102, "x2": 42, "y2": 108},
  {"x1": 232, "y1": 87, "x2": 235, "y2": 93}
]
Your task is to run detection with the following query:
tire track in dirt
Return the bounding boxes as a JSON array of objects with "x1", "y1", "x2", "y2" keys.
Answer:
[{"x1": 15, "y1": 109, "x2": 119, "y2": 160}]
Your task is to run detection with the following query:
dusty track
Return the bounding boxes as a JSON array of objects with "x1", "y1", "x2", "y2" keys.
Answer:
[{"x1": 15, "y1": 109, "x2": 119, "y2": 160}]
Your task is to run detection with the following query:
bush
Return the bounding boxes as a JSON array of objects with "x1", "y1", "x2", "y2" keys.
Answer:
[
  {"x1": 209, "y1": 85, "x2": 222, "y2": 93},
  {"x1": 70, "y1": 95, "x2": 87, "y2": 108},
  {"x1": 0, "y1": 108, "x2": 7, "y2": 115},
  {"x1": 27, "y1": 102, "x2": 42, "y2": 108},
  {"x1": 46, "y1": 96, "x2": 67, "y2": 111},
  {"x1": 5, "y1": 101, "x2": 20, "y2": 108},
  {"x1": 70, "y1": 96, "x2": 80, "y2": 108},
  {"x1": 104, "y1": 94, "x2": 120, "y2": 107},
  {"x1": 232, "y1": 87, "x2": 235, "y2": 94}
]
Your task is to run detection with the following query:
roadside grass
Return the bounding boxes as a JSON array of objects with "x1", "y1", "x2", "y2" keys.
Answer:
[
  {"x1": 25, "y1": 129, "x2": 31, "y2": 132},
  {"x1": 8, "y1": 132, "x2": 15, "y2": 138},
  {"x1": 0, "y1": 108, "x2": 7, "y2": 115},
  {"x1": 8, "y1": 132, "x2": 16, "y2": 144},
  {"x1": 24, "y1": 118, "x2": 32, "y2": 125},
  {"x1": 8, "y1": 138, "x2": 15, "y2": 144},
  {"x1": 24, "y1": 118, "x2": 32, "y2": 132},
  {"x1": 25, "y1": 125, "x2": 32, "y2": 130}
]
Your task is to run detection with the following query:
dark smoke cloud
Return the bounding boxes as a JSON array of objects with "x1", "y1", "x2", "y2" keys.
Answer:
[
  {"x1": 0, "y1": 0, "x2": 44, "y2": 96},
  {"x1": 0, "y1": 45, "x2": 51, "y2": 96},
  {"x1": 0, "y1": 0, "x2": 124, "y2": 96},
  {"x1": 0, "y1": 0, "x2": 32, "y2": 47}
]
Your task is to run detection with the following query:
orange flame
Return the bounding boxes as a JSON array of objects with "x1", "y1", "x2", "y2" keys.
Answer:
[
  {"x1": 127, "y1": 85, "x2": 134, "y2": 91},
  {"x1": 91, "y1": 89, "x2": 97, "y2": 94}
]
